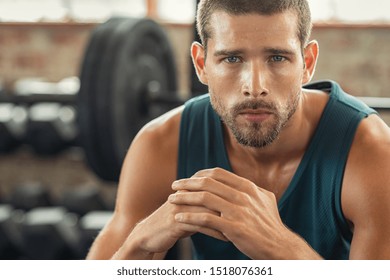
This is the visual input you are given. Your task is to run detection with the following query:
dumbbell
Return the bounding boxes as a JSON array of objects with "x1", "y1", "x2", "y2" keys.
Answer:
[
  {"x1": 0, "y1": 103, "x2": 28, "y2": 153},
  {"x1": 0, "y1": 204, "x2": 24, "y2": 259},
  {"x1": 10, "y1": 77, "x2": 79, "y2": 155},
  {"x1": 25, "y1": 102, "x2": 78, "y2": 155},
  {"x1": 7, "y1": 182, "x2": 87, "y2": 259},
  {"x1": 20, "y1": 207, "x2": 114, "y2": 259},
  {"x1": 59, "y1": 185, "x2": 114, "y2": 258},
  {"x1": 8, "y1": 182, "x2": 52, "y2": 211},
  {"x1": 59, "y1": 185, "x2": 108, "y2": 217},
  {"x1": 20, "y1": 206, "x2": 82, "y2": 260},
  {"x1": 5, "y1": 183, "x2": 84, "y2": 260}
]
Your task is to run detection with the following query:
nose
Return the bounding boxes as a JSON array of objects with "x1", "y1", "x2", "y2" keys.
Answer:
[{"x1": 242, "y1": 61, "x2": 269, "y2": 98}]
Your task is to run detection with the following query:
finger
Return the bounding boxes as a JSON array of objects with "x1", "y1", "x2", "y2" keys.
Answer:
[
  {"x1": 174, "y1": 168, "x2": 258, "y2": 195},
  {"x1": 175, "y1": 212, "x2": 229, "y2": 238},
  {"x1": 194, "y1": 168, "x2": 256, "y2": 192},
  {"x1": 177, "y1": 222, "x2": 228, "y2": 242},
  {"x1": 169, "y1": 191, "x2": 233, "y2": 214},
  {"x1": 172, "y1": 175, "x2": 255, "y2": 206},
  {"x1": 174, "y1": 204, "x2": 220, "y2": 217},
  {"x1": 172, "y1": 177, "x2": 246, "y2": 204},
  {"x1": 172, "y1": 177, "x2": 250, "y2": 205}
]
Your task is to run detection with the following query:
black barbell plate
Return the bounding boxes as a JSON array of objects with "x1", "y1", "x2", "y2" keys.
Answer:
[
  {"x1": 90, "y1": 17, "x2": 178, "y2": 181},
  {"x1": 78, "y1": 18, "x2": 127, "y2": 181},
  {"x1": 93, "y1": 18, "x2": 139, "y2": 182}
]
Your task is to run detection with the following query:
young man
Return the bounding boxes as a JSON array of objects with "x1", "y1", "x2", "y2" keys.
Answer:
[{"x1": 87, "y1": 0, "x2": 390, "y2": 259}]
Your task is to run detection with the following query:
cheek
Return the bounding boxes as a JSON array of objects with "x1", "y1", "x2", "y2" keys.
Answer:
[
  {"x1": 270, "y1": 66, "x2": 304, "y2": 95},
  {"x1": 207, "y1": 69, "x2": 238, "y2": 100},
  {"x1": 207, "y1": 60, "x2": 241, "y2": 84},
  {"x1": 271, "y1": 62, "x2": 304, "y2": 80}
]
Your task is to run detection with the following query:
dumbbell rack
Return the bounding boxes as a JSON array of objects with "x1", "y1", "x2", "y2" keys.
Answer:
[
  {"x1": 0, "y1": 77, "x2": 81, "y2": 155},
  {"x1": 0, "y1": 77, "x2": 117, "y2": 260},
  {"x1": 0, "y1": 174, "x2": 116, "y2": 260}
]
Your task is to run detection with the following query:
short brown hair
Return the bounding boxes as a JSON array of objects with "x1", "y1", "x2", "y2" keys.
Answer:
[{"x1": 196, "y1": 0, "x2": 312, "y2": 51}]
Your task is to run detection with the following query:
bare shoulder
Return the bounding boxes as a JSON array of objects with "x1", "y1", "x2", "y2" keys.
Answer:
[
  {"x1": 342, "y1": 114, "x2": 390, "y2": 258},
  {"x1": 344, "y1": 114, "x2": 390, "y2": 186},
  {"x1": 111, "y1": 105, "x2": 184, "y2": 227}
]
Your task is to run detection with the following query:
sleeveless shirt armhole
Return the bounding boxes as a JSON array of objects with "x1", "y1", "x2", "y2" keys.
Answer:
[
  {"x1": 334, "y1": 111, "x2": 372, "y2": 242},
  {"x1": 177, "y1": 101, "x2": 192, "y2": 180}
]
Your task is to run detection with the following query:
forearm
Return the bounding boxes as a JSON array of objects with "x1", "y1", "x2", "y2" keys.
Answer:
[
  {"x1": 86, "y1": 221, "x2": 155, "y2": 260},
  {"x1": 278, "y1": 238, "x2": 323, "y2": 260},
  {"x1": 252, "y1": 228, "x2": 323, "y2": 260},
  {"x1": 87, "y1": 229, "x2": 168, "y2": 260},
  {"x1": 110, "y1": 228, "x2": 168, "y2": 260},
  {"x1": 111, "y1": 240, "x2": 155, "y2": 260}
]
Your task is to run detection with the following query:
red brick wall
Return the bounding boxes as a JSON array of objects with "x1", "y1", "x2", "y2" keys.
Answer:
[
  {"x1": 0, "y1": 22, "x2": 94, "y2": 89},
  {"x1": 0, "y1": 22, "x2": 389, "y2": 99},
  {"x1": 312, "y1": 24, "x2": 390, "y2": 98},
  {"x1": 0, "y1": 21, "x2": 193, "y2": 96}
]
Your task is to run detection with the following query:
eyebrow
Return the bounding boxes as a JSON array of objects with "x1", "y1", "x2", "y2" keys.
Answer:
[
  {"x1": 263, "y1": 47, "x2": 296, "y2": 56},
  {"x1": 213, "y1": 47, "x2": 296, "y2": 57},
  {"x1": 213, "y1": 49, "x2": 244, "y2": 57}
]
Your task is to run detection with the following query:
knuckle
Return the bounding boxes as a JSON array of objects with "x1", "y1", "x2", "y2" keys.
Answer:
[
  {"x1": 200, "y1": 214, "x2": 212, "y2": 226},
  {"x1": 194, "y1": 191, "x2": 209, "y2": 204},
  {"x1": 197, "y1": 177, "x2": 215, "y2": 191},
  {"x1": 210, "y1": 167, "x2": 223, "y2": 176},
  {"x1": 237, "y1": 192, "x2": 251, "y2": 205},
  {"x1": 197, "y1": 167, "x2": 220, "y2": 178},
  {"x1": 267, "y1": 191, "x2": 277, "y2": 201},
  {"x1": 243, "y1": 193, "x2": 252, "y2": 204},
  {"x1": 199, "y1": 191, "x2": 210, "y2": 202},
  {"x1": 245, "y1": 182, "x2": 261, "y2": 197},
  {"x1": 170, "y1": 203, "x2": 182, "y2": 213},
  {"x1": 249, "y1": 182, "x2": 259, "y2": 192},
  {"x1": 197, "y1": 177, "x2": 210, "y2": 187}
]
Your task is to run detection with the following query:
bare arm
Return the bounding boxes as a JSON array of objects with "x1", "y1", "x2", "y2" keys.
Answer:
[
  {"x1": 342, "y1": 114, "x2": 390, "y2": 259},
  {"x1": 86, "y1": 106, "x2": 225, "y2": 259},
  {"x1": 86, "y1": 107, "x2": 182, "y2": 260}
]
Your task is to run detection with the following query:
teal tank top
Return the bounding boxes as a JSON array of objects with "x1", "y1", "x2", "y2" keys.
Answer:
[{"x1": 177, "y1": 80, "x2": 376, "y2": 260}]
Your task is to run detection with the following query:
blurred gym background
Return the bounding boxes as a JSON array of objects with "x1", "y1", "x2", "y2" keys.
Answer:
[{"x1": 0, "y1": 0, "x2": 389, "y2": 260}]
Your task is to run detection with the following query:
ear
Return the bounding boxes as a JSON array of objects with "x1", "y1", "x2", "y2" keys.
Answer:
[
  {"x1": 302, "y1": 40, "x2": 319, "y2": 84},
  {"x1": 191, "y1": 41, "x2": 208, "y2": 85}
]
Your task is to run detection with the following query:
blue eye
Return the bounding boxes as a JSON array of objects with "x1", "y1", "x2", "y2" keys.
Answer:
[
  {"x1": 270, "y1": 55, "x2": 286, "y2": 62},
  {"x1": 225, "y1": 56, "x2": 241, "y2": 63}
]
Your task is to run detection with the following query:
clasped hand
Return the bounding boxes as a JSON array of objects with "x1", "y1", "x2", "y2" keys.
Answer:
[{"x1": 169, "y1": 168, "x2": 287, "y2": 259}]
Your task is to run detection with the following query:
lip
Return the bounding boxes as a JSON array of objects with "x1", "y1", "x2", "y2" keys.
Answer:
[
  {"x1": 239, "y1": 109, "x2": 272, "y2": 114},
  {"x1": 238, "y1": 109, "x2": 273, "y2": 122}
]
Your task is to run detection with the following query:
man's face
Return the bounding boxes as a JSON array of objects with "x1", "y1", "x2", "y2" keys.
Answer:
[{"x1": 203, "y1": 11, "x2": 307, "y2": 148}]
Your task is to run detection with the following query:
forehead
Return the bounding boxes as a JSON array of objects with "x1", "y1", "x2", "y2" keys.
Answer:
[{"x1": 207, "y1": 11, "x2": 301, "y2": 52}]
